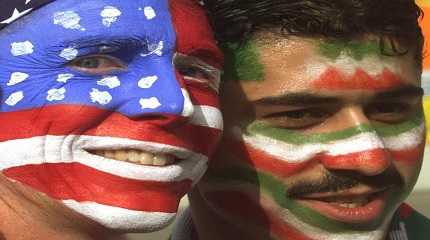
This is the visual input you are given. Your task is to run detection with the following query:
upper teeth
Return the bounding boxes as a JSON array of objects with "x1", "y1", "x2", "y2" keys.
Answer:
[
  {"x1": 327, "y1": 196, "x2": 370, "y2": 208},
  {"x1": 91, "y1": 149, "x2": 176, "y2": 166}
]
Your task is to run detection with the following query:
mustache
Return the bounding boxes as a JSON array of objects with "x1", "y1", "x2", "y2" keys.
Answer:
[{"x1": 287, "y1": 168, "x2": 404, "y2": 198}]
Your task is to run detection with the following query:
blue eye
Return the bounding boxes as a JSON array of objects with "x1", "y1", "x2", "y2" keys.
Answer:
[{"x1": 68, "y1": 54, "x2": 126, "y2": 74}]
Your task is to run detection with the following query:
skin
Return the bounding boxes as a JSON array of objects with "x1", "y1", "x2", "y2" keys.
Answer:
[
  {"x1": 190, "y1": 31, "x2": 424, "y2": 240},
  {"x1": 0, "y1": 0, "x2": 222, "y2": 239}
]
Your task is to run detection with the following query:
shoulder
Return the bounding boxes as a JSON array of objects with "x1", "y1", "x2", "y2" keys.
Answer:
[
  {"x1": 389, "y1": 203, "x2": 430, "y2": 240},
  {"x1": 171, "y1": 208, "x2": 198, "y2": 240}
]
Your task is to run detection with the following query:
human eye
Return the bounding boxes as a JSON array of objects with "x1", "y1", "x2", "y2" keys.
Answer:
[
  {"x1": 260, "y1": 107, "x2": 332, "y2": 129},
  {"x1": 365, "y1": 101, "x2": 416, "y2": 124},
  {"x1": 68, "y1": 54, "x2": 126, "y2": 75},
  {"x1": 173, "y1": 53, "x2": 221, "y2": 93}
]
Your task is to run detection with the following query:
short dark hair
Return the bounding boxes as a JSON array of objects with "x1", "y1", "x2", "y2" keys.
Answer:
[{"x1": 202, "y1": 0, "x2": 424, "y2": 63}]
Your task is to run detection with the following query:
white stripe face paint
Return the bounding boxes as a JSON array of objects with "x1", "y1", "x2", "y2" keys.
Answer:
[
  {"x1": 61, "y1": 200, "x2": 176, "y2": 231},
  {"x1": 190, "y1": 105, "x2": 223, "y2": 130},
  {"x1": 240, "y1": 123, "x2": 424, "y2": 163},
  {"x1": 0, "y1": 135, "x2": 208, "y2": 183}
]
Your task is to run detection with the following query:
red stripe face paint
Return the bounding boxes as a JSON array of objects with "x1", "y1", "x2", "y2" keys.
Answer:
[{"x1": 312, "y1": 68, "x2": 405, "y2": 91}]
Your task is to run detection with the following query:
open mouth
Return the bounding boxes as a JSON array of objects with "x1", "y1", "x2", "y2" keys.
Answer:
[
  {"x1": 88, "y1": 149, "x2": 178, "y2": 167},
  {"x1": 296, "y1": 188, "x2": 390, "y2": 224}
]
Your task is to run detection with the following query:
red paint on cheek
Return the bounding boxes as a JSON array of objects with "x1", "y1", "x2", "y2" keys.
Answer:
[
  {"x1": 390, "y1": 140, "x2": 425, "y2": 165},
  {"x1": 312, "y1": 67, "x2": 404, "y2": 91},
  {"x1": 169, "y1": 0, "x2": 223, "y2": 68},
  {"x1": 4, "y1": 163, "x2": 192, "y2": 212},
  {"x1": 215, "y1": 139, "x2": 315, "y2": 178}
]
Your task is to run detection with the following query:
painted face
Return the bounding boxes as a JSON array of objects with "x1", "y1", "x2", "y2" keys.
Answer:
[
  {"x1": 0, "y1": 0, "x2": 223, "y2": 231},
  {"x1": 197, "y1": 32, "x2": 424, "y2": 240}
]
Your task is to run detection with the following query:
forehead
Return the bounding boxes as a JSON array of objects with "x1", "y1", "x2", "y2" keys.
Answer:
[
  {"x1": 0, "y1": 0, "x2": 222, "y2": 64},
  {"x1": 240, "y1": 32, "x2": 420, "y2": 101},
  {"x1": 2, "y1": 0, "x2": 172, "y2": 43}
]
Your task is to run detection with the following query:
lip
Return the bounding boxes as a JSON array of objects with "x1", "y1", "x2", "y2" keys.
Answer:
[
  {"x1": 76, "y1": 136, "x2": 208, "y2": 183},
  {"x1": 85, "y1": 148, "x2": 180, "y2": 167},
  {"x1": 0, "y1": 135, "x2": 208, "y2": 184},
  {"x1": 296, "y1": 188, "x2": 391, "y2": 224}
]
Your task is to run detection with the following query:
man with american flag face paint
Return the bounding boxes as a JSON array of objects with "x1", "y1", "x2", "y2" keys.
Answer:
[{"x1": 0, "y1": 0, "x2": 223, "y2": 239}]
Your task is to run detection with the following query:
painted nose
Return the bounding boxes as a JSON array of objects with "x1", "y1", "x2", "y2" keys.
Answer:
[
  {"x1": 113, "y1": 70, "x2": 195, "y2": 120},
  {"x1": 320, "y1": 106, "x2": 391, "y2": 176}
]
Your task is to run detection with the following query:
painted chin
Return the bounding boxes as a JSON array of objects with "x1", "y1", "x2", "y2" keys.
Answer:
[{"x1": 296, "y1": 190, "x2": 393, "y2": 225}]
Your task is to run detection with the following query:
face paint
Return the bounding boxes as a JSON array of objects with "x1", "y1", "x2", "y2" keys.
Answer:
[
  {"x1": 222, "y1": 40, "x2": 264, "y2": 81},
  {"x1": 0, "y1": 0, "x2": 222, "y2": 231},
  {"x1": 195, "y1": 34, "x2": 424, "y2": 240}
]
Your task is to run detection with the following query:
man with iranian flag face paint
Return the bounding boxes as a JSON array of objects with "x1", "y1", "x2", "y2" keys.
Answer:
[
  {"x1": 0, "y1": 0, "x2": 222, "y2": 239},
  {"x1": 172, "y1": 0, "x2": 430, "y2": 240}
]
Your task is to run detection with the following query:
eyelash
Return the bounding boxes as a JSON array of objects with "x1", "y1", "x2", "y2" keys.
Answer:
[{"x1": 174, "y1": 53, "x2": 221, "y2": 92}]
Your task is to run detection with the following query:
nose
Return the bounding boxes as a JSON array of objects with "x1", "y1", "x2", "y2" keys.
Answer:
[
  {"x1": 112, "y1": 67, "x2": 195, "y2": 121},
  {"x1": 319, "y1": 105, "x2": 391, "y2": 176}
]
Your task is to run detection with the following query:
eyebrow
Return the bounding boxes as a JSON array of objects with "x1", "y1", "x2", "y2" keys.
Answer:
[
  {"x1": 252, "y1": 85, "x2": 423, "y2": 106},
  {"x1": 253, "y1": 93, "x2": 340, "y2": 106},
  {"x1": 62, "y1": 36, "x2": 148, "y2": 48},
  {"x1": 374, "y1": 85, "x2": 424, "y2": 99}
]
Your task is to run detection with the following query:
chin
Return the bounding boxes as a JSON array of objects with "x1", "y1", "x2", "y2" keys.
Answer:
[{"x1": 64, "y1": 201, "x2": 177, "y2": 231}]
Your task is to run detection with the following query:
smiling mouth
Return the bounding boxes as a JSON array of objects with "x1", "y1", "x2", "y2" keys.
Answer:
[
  {"x1": 88, "y1": 149, "x2": 178, "y2": 167},
  {"x1": 295, "y1": 188, "x2": 391, "y2": 223}
]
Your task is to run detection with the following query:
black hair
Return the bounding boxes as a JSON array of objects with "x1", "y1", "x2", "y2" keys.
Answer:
[{"x1": 202, "y1": 0, "x2": 424, "y2": 62}]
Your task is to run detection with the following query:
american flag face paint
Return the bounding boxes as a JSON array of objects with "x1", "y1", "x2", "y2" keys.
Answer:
[
  {"x1": 0, "y1": 0, "x2": 222, "y2": 231},
  {"x1": 197, "y1": 33, "x2": 424, "y2": 240}
]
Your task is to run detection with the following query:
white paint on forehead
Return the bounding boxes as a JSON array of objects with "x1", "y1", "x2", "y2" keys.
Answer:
[
  {"x1": 143, "y1": 6, "x2": 156, "y2": 20},
  {"x1": 57, "y1": 73, "x2": 74, "y2": 83},
  {"x1": 141, "y1": 41, "x2": 164, "y2": 57},
  {"x1": 138, "y1": 75, "x2": 158, "y2": 89},
  {"x1": 53, "y1": 10, "x2": 82, "y2": 30},
  {"x1": 5, "y1": 91, "x2": 24, "y2": 106},
  {"x1": 305, "y1": 53, "x2": 400, "y2": 79},
  {"x1": 11, "y1": 41, "x2": 34, "y2": 56},
  {"x1": 46, "y1": 87, "x2": 66, "y2": 102},
  {"x1": 139, "y1": 97, "x2": 161, "y2": 109},
  {"x1": 100, "y1": 6, "x2": 122, "y2": 27},
  {"x1": 59, "y1": 47, "x2": 78, "y2": 60},
  {"x1": 7, "y1": 72, "x2": 29, "y2": 86},
  {"x1": 97, "y1": 76, "x2": 121, "y2": 89},
  {"x1": 90, "y1": 88, "x2": 112, "y2": 105}
]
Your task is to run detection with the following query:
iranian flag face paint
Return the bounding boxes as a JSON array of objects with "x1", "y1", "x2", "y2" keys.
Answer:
[
  {"x1": 0, "y1": 0, "x2": 222, "y2": 232},
  {"x1": 196, "y1": 32, "x2": 424, "y2": 240}
]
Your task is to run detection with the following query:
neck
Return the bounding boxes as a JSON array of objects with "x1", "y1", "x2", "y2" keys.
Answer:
[
  {"x1": 0, "y1": 174, "x2": 125, "y2": 240},
  {"x1": 189, "y1": 188, "x2": 392, "y2": 240}
]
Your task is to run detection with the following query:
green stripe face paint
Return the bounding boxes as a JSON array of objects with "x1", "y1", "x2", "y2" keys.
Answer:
[
  {"x1": 318, "y1": 40, "x2": 383, "y2": 61},
  {"x1": 222, "y1": 40, "x2": 265, "y2": 81},
  {"x1": 247, "y1": 113, "x2": 423, "y2": 145}
]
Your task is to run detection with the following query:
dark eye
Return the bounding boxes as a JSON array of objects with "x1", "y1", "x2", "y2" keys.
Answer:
[
  {"x1": 261, "y1": 108, "x2": 332, "y2": 129},
  {"x1": 174, "y1": 53, "x2": 221, "y2": 92},
  {"x1": 366, "y1": 102, "x2": 414, "y2": 123},
  {"x1": 68, "y1": 55, "x2": 126, "y2": 74}
]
